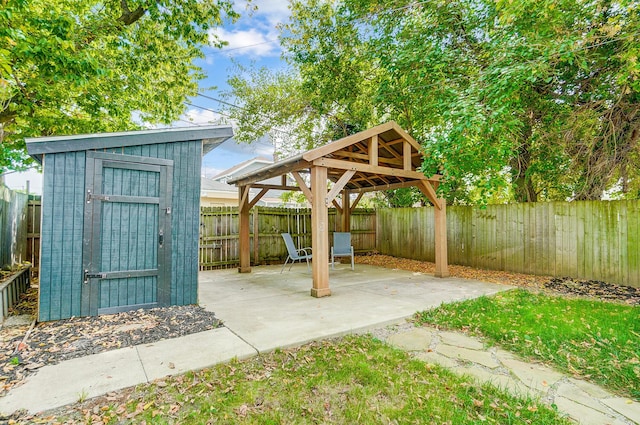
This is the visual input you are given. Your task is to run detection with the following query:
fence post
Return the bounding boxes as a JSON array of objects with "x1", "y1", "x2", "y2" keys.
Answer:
[{"x1": 434, "y1": 199, "x2": 449, "y2": 277}]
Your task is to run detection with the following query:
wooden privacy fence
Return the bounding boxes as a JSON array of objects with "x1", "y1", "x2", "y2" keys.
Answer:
[
  {"x1": 25, "y1": 199, "x2": 640, "y2": 286},
  {"x1": 378, "y1": 200, "x2": 640, "y2": 288},
  {"x1": 0, "y1": 183, "x2": 29, "y2": 269},
  {"x1": 199, "y1": 206, "x2": 376, "y2": 270},
  {"x1": 27, "y1": 198, "x2": 41, "y2": 273}
]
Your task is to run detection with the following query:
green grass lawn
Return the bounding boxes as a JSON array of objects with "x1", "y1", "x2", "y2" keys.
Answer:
[
  {"x1": 47, "y1": 336, "x2": 570, "y2": 424},
  {"x1": 416, "y1": 288, "x2": 640, "y2": 400}
]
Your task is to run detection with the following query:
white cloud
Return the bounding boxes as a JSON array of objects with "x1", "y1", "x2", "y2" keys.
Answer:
[
  {"x1": 210, "y1": 27, "x2": 279, "y2": 57},
  {"x1": 250, "y1": 0, "x2": 290, "y2": 26},
  {"x1": 181, "y1": 108, "x2": 226, "y2": 125}
]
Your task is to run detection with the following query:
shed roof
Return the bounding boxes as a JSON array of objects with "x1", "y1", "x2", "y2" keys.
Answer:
[
  {"x1": 227, "y1": 121, "x2": 437, "y2": 193},
  {"x1": 26, "y1": 125, "x2": 233, "y2": 163}
]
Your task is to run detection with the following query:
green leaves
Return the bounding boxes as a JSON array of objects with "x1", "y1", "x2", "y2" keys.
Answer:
[
  {"x1": 0, "y1": 0, "x2": 238, "y2": 171},
  {"x1": 225, "y1": 0, "x2": 640, "y2": 204}
]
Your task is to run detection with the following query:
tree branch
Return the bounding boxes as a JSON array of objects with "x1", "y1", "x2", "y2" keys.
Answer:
[{"x1": 119, "y1": 0, "x2": 146, "y2": 26}]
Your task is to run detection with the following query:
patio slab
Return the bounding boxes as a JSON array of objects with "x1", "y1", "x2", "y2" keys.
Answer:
[{"x1": 198, "y1": 264, "x2": 510, "y2": 353}]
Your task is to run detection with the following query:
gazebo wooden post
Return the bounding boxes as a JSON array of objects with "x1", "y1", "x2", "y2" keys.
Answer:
[
  {"x1": 238, "y1": 185, "x2": 251, "y2": 273},
  {"x1": 341, "y1": 189, "x2": 351, "y2": 232},
  {"x1": 311, "y1": 165, "x2": 331, "y2": 297},
  {"x1": 416, "y1": 180, "x2": 449, "y2": 278},
  {"x1": 434, "y1": 198, "x2": 449, "y2": 278}
]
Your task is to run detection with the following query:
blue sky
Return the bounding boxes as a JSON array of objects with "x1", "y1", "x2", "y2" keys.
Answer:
[
  {"x1": 5, "y1": 1, "x2": 290, "y2": 193},
  {"x1": 188, "y1": 0, "x2": 291, "y2": 178}
]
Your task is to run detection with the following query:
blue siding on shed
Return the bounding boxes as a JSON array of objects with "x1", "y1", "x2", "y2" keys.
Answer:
[
  {"x1": 39, "y1": 152, "x2": 86, "y2": 321},
  {"x1": 40, "y1": 140, "x2": 202, "y2": 321}
]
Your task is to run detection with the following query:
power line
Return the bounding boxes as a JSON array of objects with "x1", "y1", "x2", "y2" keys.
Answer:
[
  {"x1": 184, "y1": 102, "x2": 233, "y2": 118},
  {"x1": 217, "y1": 39, "x2": 278, "y2": 53},
  {"x1": 196, "y1": 93, "x2": 244, "y2": 110}
]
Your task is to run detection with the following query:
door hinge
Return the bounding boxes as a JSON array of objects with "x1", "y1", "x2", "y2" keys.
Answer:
[{"x1": 84, "y1": 270, "x2": 106, "y2": 284}]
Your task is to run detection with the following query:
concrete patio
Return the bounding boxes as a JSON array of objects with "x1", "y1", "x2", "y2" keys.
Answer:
[
  {"x1": 0, "y1": 263, "x2": 511, "y2": 415},
  {"x1": 198, "y1": 263, "x2": 510, "y2": 353}
]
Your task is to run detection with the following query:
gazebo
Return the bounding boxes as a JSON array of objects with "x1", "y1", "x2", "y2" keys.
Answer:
[{"x1": 227, "y1": 121, "x2": 449, "y2": 297}]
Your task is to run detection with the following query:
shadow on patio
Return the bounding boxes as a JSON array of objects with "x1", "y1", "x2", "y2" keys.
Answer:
[{"x1": 198, "y1": 264, "x2": 511, "y2": 353}]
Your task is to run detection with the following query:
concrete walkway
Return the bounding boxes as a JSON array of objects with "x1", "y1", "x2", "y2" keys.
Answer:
[{"x1": 0, "y1": 264, "x2": 638, "y2": 424}]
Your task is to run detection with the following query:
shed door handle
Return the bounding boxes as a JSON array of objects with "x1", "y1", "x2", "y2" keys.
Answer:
[{"x1": 159, "y1": 231, "x2": 164, "y2": 248}]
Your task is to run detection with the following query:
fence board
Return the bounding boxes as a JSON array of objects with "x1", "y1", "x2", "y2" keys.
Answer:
[
  {"x1": 0, "y1": 183, "x2": 28, "y2": 269},
  {"x1": 199, "y1": 206, "x2": 376, "y2": 270},
  {"x1": 377, "y1": 200, "x2": 640, "y2": 288}
]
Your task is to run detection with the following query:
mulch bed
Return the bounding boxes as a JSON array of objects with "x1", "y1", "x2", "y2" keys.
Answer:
[
  {"x1": 1, "y1": 295, "x2": 221, "y2": 397},
  {"x1": 356, "y1": 253, "x2": 640, "y2": 305},
  {"x1": 544, "y1": 277, "x2": 640, "y2": 305}
]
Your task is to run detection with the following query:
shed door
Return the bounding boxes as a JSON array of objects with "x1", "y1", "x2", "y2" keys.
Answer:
[{"x1": 82, "y1": 151, "x2": 173, "y2": 316}]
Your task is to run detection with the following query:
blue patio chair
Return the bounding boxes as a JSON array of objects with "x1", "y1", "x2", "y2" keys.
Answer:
[
  {"x1": 332, "y1": 232, "x2": 354, "y2": 270},
  {"x1": 281, "y1": 233, "x2": 312, "y2": 273}
]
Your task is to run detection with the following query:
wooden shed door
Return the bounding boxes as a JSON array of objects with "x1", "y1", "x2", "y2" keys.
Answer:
[{"x1": 82, "y1": 151, "x2": 173, "y2": 316}]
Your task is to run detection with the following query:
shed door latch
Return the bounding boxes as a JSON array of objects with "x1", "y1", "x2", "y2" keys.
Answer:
[
  {"x1": 83, "y1": 270, "x2": 106, "y2": 284},
  {"x1": 86, "y1": 190, "x2": 111, "y2": 203},
  {"x1": 159, "y1": 230, "x2": 164, "y2": 248}
]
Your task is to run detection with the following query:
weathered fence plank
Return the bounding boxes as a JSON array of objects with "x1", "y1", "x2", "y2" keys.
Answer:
[
  {"x1": 377, "y1": 200, "x2": 640, "y2": 288},
  {"x1": 0, "y1": 183, "x2": 28, "y2": 269},
  {"x1": 27, "y1": 198, "x2": 41, "y2": 273},
  {"x1": 199, "y1": 206, "x2": 376, "y2": 270}
]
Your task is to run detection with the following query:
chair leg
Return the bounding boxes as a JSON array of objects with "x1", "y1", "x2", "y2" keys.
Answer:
[
  {"x1": 288, "y1": 258, "x2": 297, "y2": 271},
  {"x1": 351, "y1": 248, "x2": 354, "y2": 270},
  {"x1": 331, "y1": 247, "x2": 335, "y2": 270},
  {"x1": 281, "y1": 256, "x2": 290, "y2": 273},
  {"x1": 305, "y1": 257, "x2": 310, "y2": 271}
]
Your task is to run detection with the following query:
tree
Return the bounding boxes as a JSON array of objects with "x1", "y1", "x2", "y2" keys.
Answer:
[
  {"x1": 226, "y1": 0, "x2": 640, "y2": 204},
  {"x1": 0, "y1": 0, "x2": 239, "y2": 171}
]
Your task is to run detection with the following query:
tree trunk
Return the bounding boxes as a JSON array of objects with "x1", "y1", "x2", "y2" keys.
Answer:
[{"x1": 510, "y1": 121, "x2": 537, "y2": 203}]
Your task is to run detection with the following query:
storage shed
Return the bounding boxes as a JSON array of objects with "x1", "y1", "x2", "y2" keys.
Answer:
[{"x1": 27, "y1": 126, "x2": 233, "y2": 321}]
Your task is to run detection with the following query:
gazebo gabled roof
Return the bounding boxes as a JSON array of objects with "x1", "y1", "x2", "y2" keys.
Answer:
[
  {"x1": 231, "y1": 121, "x2": 449, "y2": 297},
  {"x1": 227, "y1": 121, "x2": 439, "y2": 195}
]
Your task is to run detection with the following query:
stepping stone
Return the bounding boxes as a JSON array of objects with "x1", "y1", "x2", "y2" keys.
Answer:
[
  {"x1": 554, "y1": 396, "x2": 628, "y2": 425},
  {"x1": 461, "y1": 366, "x2": 534, "y2": 397},
  {"x1": 438, "y1": 330, "x2": 485, "y2": 350},
  {"x1": 568, "y1": 378, "x2": 612, "y2": 399},
  {"x1": 413, "y1": 351, "x2": 459, "y2": 369},
  {"x1": 386, "y1": 328, "x2": 433, "y2": 351},
  {"x1": 500, "y1": 357, "x2": 564, "y2": 392},
  {"x1": 555, "y1": 382, "x2": 610, "y2": 415},
  {"x1": 601, "y1": 397, "x2": 640, "y2": 423},
  {"x1": 436, "y1": 344, "x2": 499, "y2": 369}
]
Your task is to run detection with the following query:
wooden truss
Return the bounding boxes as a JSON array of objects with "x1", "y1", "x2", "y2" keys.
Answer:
[{"x1": 228, "y1": 121, "x2": 449, "y2": 297}]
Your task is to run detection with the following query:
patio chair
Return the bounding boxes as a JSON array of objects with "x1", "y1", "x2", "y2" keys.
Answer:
[
  {"x1": 331, "y1": 232, "x2": 354, "y2": 270},
  {"x1": 281, "y1": 233, "x2": 312, "y2": 273}
]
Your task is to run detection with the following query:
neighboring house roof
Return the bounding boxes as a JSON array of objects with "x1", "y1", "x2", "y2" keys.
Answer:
[
  {"x1": 200, "y1": 177, "x2": 304, "y2": 208},
  {"x1": 201, "y1": 177, "x2": 237, "y2": 193},
  {"x1": 213, "y1": 156, "x2": 273, "y2": 183}
]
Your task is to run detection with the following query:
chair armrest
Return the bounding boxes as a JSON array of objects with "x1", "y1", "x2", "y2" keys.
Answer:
[{"x1": 297, "y1": 247, "x2": 312, "y2": 256}]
